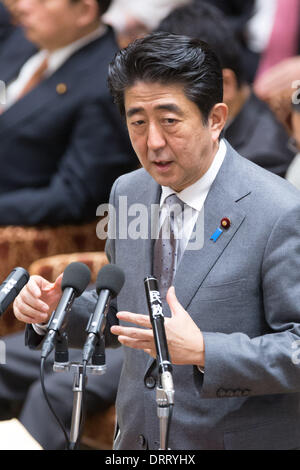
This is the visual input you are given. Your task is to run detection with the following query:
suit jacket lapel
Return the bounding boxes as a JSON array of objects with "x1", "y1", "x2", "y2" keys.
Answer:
[
  {"x1": 174, "y1": 142, "x2": 249, "y2": 311},
  {"x1": 174, "y1": 181, "x2": 246, "y2": 311}
]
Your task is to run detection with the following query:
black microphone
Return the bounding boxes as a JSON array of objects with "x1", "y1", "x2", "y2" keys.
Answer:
[
  {"x1": 82, "y1": 264, "x2": 125, "y2": 364},
  {"x1": 144, "y1": 276, "x2": 174, "y2": 405},
  {"x1": 0, "y1": 267, "x2": 30, "y2": 316},
  {"x1": 41, "y1": 262, "x2": 91, "y2": 359}
]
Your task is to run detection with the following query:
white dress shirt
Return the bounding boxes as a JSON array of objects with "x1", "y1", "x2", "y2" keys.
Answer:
[
  {"x1": 4, "y1": 23, "x2": 107, "y2": 110},
  {"x1": 159, "y1": 138, "x2": 227, "y2": 266}
]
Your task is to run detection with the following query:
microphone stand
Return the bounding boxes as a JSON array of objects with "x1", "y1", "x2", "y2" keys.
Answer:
[
  {"x1": 53, "y1": 335, "x2": 107, "y2": 450},
  {"x1": 144, "y1": 277, "x2": 174, "y2": 450},
  {"x1": 156, "y1": 383, "x2": 171, "y2": 450}
]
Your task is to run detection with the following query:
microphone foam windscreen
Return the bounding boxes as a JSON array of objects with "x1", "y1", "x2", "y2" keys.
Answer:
[
  {"x1": 96, "y1": 264, "x2": 125, "y2": 298},
  {"x1": 61, "y1": 262, "x2": 91, "y2": 297}
]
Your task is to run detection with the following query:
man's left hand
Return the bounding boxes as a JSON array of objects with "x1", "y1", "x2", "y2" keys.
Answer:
[{"x1": 110, "y1": 286, "x2": 205, "y2": 367}]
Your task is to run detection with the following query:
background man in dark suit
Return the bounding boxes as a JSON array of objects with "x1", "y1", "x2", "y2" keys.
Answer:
[
  {"x1": 157, "y1": 1, "x2": 295, "y2": 178},
  {"x1": 0, "y1": 0, "x2": 136, "y2": 226}
]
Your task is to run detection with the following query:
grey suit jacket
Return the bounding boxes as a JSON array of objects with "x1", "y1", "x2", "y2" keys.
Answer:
[{"x1": 27, "y1": 140, "x2": 300, "y2": 449}]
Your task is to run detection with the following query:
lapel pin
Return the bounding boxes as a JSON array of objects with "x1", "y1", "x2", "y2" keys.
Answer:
[
  {"x1": 210, "y1": 217, "x2": 231, "y2": 243},
  {"x1": 56, "y1": 83, "x2": 67, "y2": 95},
  {"x1": 221, "y1": 217, "x2": 231, "y2": 229},
  {"x1": 210, "y1": 228, "x2": 223, "y2": 243}
]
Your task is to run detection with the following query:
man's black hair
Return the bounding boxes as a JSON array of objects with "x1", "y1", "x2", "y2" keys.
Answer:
[
  {"x1": 71, "y1": 0, "x2": 111, "y2": 16},
  {"x1": 156, "y1": 1, "x2": 245, "y2": 87},
  {"x1": 96, "y1": 0, "x2": 111, "y2": 15},
  {"x1": 108, "y1": 31, "x2": 223, "y2": 124}
]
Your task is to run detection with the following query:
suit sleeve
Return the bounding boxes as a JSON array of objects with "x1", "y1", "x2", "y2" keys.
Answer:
[
  {"x1": 198, "y1": 202, "x2": 300, "y2": 398},
  {"x1": 0, "y1": 96, "x2": 134, "y2": 225},
  {"x1": 25, "y1": 177, "x2": 122, "y2": 350}
]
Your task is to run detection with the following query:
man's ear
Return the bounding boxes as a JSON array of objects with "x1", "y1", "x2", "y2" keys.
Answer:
[
  {"x1": 75, "y1": 0, "x2": 99, "y2": 28},
  {"x1": 209, "y1": 102, "x2": 228, "y2": 142}
]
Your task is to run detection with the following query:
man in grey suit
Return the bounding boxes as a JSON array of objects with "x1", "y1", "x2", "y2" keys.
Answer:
[{"x1": 14, "y1": 32, "x2": 300, "y2": 450}]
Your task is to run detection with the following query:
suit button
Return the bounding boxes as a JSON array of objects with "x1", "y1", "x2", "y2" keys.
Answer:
[
  {"x1": 137, "y1": 434, "x2": 146, "y2": 448},
  {"x1": 145, "y1": 376, "x2": 156, "y2": 389},
  {"x1": 234, "y1": 389, "x2": 243, "y2": 397},
  {"x1": 226, "y1": 390, "x2": 235, "y2": 397},
  {"x1": 216, "y1": 388, "x2": 227, "y2": 398},
  {"x1": 242, "y1": 389, "x2": 250, "y2": 397}
]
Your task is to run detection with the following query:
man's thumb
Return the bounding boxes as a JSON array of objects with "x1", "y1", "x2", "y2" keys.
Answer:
[
  {"x1": 166, "y1": 286, "x2": 184, "y2": 316},
  {"x1": 43, "y1": 273, "x2": 63, "y2": 292}
]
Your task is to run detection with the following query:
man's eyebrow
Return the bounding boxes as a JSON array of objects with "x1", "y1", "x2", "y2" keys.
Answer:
[
  {"x1": 155, "y1": 103, "x2": 184, "y2": 115},
  {"x1": 126, "y1": 107, "x2": 143, "y2": 118},
  {"x1": 126, "y1": 103, "x2": 184, "y2": 118}
]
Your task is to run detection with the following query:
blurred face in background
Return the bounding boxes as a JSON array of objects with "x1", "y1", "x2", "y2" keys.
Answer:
[{"x1": 16, "y1": 0, "x2": 100, "y2": 50}]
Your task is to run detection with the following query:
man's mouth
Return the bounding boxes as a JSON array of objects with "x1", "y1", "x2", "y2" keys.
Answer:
[{"x1": 153, "y1": 161, "x2": 173, "y2": 170}]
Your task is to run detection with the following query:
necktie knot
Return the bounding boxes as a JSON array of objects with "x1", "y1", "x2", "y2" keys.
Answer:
[{"x1": 163, "y1": 193, "x2": 185, "y2": 222}]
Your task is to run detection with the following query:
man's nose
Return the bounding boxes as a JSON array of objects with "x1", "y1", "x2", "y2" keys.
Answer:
[{"x1": 147, "y1": 123, "x2": 166, "y2": 151}]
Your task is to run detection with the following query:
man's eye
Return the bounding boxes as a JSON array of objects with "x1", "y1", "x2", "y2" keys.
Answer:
[
  {"x1": 132, "y1": 120, "x2": 145, "y2": 126},
  {"x1": 164, "y1": 118, "x2": 177, "y2": 124}
]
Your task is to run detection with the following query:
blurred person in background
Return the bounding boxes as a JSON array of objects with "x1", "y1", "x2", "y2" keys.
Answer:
[
  {"x1": 103, "y1": 0, "x2": 192, "y2": 47},
  {"x1": 0, "y1": 0, "x2": 136, "y2": 226},
  {"x1": 157, "y1": 1, "x2": 295, "y2": 177},
  {"x1": 283, "y1": 100, "x2": 300, "y2": 190},
  {"x1": 198, "y1": 0, "x2": 256, "y2": 83},
  {"x1": 0, "y1": 0, "x2": 133, "y2": 450},
  {"x1": 245, "y1": 0, "x2": 300, "y2": 186}
]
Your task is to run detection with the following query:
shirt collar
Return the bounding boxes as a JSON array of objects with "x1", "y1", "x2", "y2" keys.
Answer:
[{"x1": 160, "y1": 138, "x2": 227, "y2": 211}]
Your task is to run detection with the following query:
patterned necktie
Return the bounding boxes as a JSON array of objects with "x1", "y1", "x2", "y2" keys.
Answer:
[{"x1": 153, "y1": 193, "x2": 185, "y2": 302}]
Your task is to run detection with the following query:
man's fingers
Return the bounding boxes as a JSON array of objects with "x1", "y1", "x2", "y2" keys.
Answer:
[
  {"x1": 14, "y1": 302, "x2": 47, "y2": 324},
  {"x1": 25, "y1": 276, "x2": 43, "y2": 298},
  {"x1": 17, "y1": 287, "x2": 50, "y2": 313},
  {"x1": 116, "y1": 311, "x2": 151, "y2": 328},
  {"x1": 14, "y1": 295, "x2": 49, "y2": 323},
  {"x1": 118, "y1": 336, "x2": 154, "y2": 351},
  {"x1": 111, "y1": 325, "x2": 152, "y2": 340}
]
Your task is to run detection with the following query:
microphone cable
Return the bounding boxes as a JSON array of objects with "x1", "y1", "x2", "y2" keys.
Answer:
[{"x1": 40, "y1": 356, "x2": 70, "y2": 450}]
